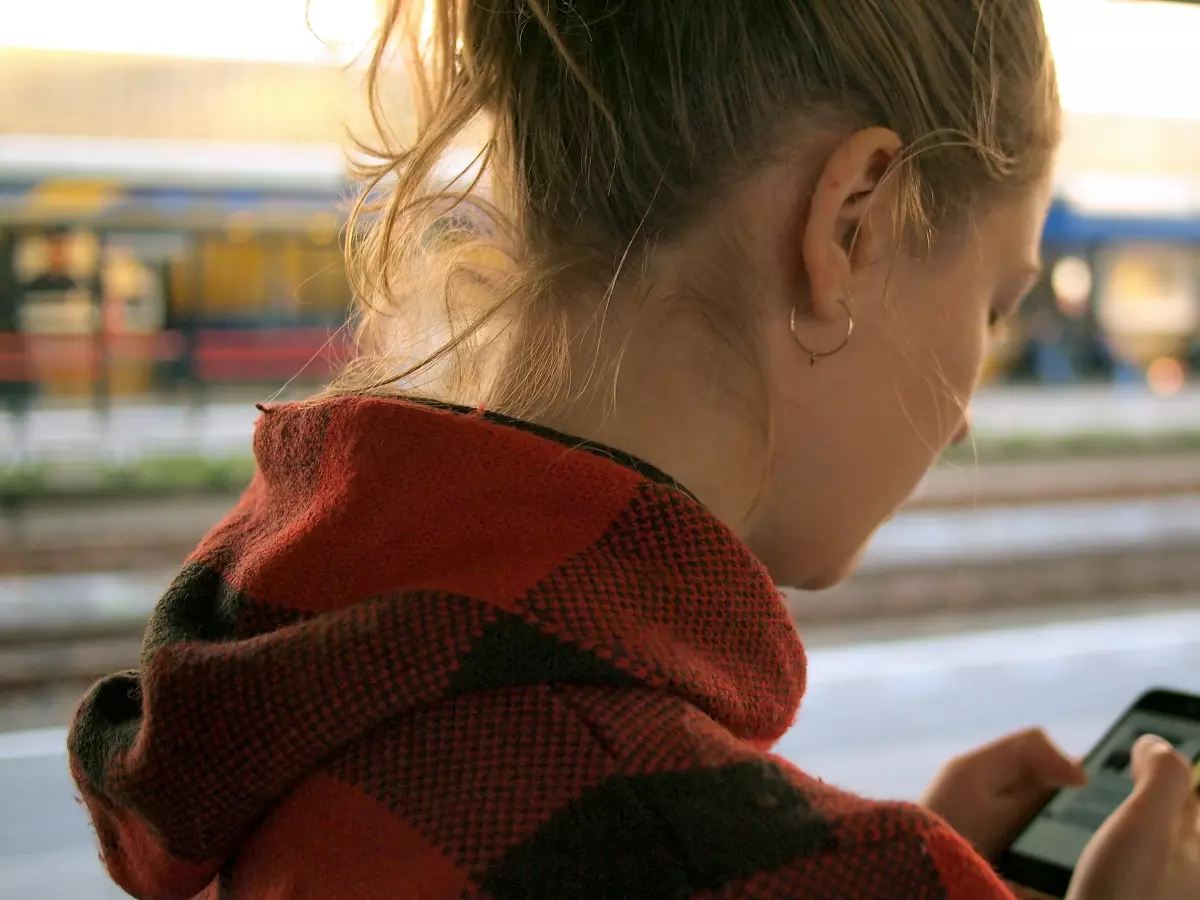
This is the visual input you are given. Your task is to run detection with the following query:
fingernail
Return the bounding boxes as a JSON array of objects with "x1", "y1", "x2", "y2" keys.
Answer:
[{"x1": 1133, "y1": 733, "x2": 1171, "y2": 759}]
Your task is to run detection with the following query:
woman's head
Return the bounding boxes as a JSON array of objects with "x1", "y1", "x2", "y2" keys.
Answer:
[{"x1": 342, "y1": 0, "x2": 1060, "y2": 588}]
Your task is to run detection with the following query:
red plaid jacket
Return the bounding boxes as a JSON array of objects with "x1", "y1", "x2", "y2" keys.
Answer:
[{"x1": 69, "y1": 397, "x2": 1015, "y2": 900}]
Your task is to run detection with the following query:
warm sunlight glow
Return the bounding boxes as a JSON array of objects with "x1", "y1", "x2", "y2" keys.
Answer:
[
  {"x1": 2, "y1": 0, "x2": 1198, "y2": 121},
  {"x1": 307, "y1": 0, "x2": 380, "y2": 56},
  {"x1": 420, "y1": 0, "x2": 436, "y2": 49},
  {"x1": 0, "y1": 0, "x2": 380, "y2": 63},
  {"x1": 1042, "y1": 0, "x2": 1200, "y2": 120},
  {"x1": 1147, "y1": 357, "x2": 1186, "y2": 395}
]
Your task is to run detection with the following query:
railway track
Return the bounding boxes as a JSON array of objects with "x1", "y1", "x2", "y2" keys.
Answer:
[
  {"x1": 3, "y1": 454, "x2": 1199, "y2": 702},
  {"x1": 2, "y1": 539, "x2": 1198, "y2": 703},
  {"x1": 2, "y1": 453, "x2": 1199, "y2": 575}
]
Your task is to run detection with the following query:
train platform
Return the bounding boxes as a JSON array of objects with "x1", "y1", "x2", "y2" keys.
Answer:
[
  {"x1": 3, "y1": 493, "x2": 1198, "y2": 634},
  {"x1": 4, "y1": 384, "x2": 1200, "y2": 465},
  {"x1": 4, "y1": 601, "x2": 1199, "y2": 899}
]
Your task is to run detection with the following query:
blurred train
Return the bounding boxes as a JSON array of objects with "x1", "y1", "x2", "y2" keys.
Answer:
[
  {"x1": 1, "y1": 136, "x2": 1198, "y2": 402},
  {"x1": 997, "y1": 175, "x2": 1200, "y2": 392}
]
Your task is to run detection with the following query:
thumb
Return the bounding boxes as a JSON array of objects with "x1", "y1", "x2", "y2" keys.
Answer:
[
  {"x1": 1009, "y1": 727, "x2": 1087, "y2": 788},
  {"x1": 1127, "y1": 734, "x2": 1192, "y2": 818},
  {"x1": 1068, "y1": 735, "x2": 1192, "y2": 899}
]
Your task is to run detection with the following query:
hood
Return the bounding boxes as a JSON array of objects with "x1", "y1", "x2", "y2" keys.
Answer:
[{"x1": 68, "y1": 396, "x2": 806, "y2": 900}]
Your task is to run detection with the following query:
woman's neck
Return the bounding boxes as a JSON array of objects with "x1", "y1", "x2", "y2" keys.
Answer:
[{"x1": 504, "y1": 291, "x2": 771, "y2": 541}]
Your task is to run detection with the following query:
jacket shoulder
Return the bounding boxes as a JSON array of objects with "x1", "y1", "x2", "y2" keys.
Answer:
[
  {"x1": 667, "y1": 757, "x2": 1014, "y2": 899},
  {"x1": 546, "y1": 686, "x2": 1014, "y2": 899},
  {"x1": 226, "y1": 688, "x2": 1013, "y2": 900}
]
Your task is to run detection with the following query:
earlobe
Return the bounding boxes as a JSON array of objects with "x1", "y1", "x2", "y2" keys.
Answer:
[
  {"x1": 789, "y1": 298, "x2": 854, "y2": 366},
  {"x1": 799, "y1": 127, "x2": 902, "y2": 323}
]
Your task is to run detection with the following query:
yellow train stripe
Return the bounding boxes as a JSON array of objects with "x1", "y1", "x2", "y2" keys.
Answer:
[{"x1": 24, "y1": 179, "x2": 122, "y2": 217}]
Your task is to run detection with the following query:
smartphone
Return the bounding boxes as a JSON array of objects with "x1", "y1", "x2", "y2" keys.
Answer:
[{"x1": 997, "y1": 688, "x2": 1200, "y2": 899}]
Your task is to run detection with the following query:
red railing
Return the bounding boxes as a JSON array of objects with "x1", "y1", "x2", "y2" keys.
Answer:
[
  {"x1": 194, "y1": 328, "x2": 349, "y2": 381},
  {"x1": 0, "y1": 328, "x2": 350, "y2": 385}
]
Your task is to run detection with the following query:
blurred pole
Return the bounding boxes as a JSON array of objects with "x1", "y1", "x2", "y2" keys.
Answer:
[
  {"x1": 155, "y1": 261, "x2": 175, "y2": 402},
  {"x1": 188, "y1": 240, "x2": 206, "y2": 450},
  {"x1": 92, "y1": 233, "x2": 111, "y2": 446},
  {"x1": 0, "y1": 231, "x2": 31, "y2": 463},
  {"x1": 0, "y1": 231, "x2": 27, "y2": 544},
  {"x1": 1080, "y1": 242, "x2": 1116, "y2": 385}
]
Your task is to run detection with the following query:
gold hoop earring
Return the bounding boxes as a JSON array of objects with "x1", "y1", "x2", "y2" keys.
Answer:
[{"x1": 790, "y1": 298, "x2": 854, "y2": 366}]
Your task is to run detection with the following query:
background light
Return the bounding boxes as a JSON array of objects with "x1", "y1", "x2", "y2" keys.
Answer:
[
  {"x1": 1052, "y1": 256, "x2": 1094, "y2": 319},
  {"x1": 1042, "y1": 0, "x2": 1200, "y2": 120},
  {"x1": 0, "y1": 0, "x2": 380, "y2": 63},
  {"x1": 1, "y1": 0, "x2": 1197, "y2": 125},
  {"x1": 1147, "y1": 357, "x2": 1186, "y2": 395}
]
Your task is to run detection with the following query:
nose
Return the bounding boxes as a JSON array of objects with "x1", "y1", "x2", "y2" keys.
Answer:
[{"x1": 951, "y1": 410, "x2": 972, "y2": 447}]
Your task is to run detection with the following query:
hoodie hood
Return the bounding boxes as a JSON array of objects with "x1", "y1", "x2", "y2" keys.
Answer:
[{"x1": 68, "y1": 396, "x2": 806, "y2": 900}]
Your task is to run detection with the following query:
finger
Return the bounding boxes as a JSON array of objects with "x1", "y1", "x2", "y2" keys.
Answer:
[
  {"x1": 1183, "y1": 788, "x2": 1200, "y2": 842},
  {"x1": 1128, "y1": 734, "x2": 1192, "y2": 817},
  {"x1": 957, "y1": 727, "x2": 1045, "y2": 765},
  {"x1": 1008, "y1": 728, "x2": 1088, "y2": 788},
  {"x1": 1080, "y1": 735, "x2": 1194, "y2": 895}
]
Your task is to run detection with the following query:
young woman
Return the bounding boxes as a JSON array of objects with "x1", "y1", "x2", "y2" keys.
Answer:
[{"x1": 69, "y1": 1, "x2": 1199, "y2": 898}]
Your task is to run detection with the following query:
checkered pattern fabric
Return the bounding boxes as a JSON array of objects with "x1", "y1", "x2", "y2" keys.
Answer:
[{"x1": 68, "y1": 397, "x2": 1014, "y2": 900}]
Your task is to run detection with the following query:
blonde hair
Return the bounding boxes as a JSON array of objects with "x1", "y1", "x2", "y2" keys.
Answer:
[{"x1": 331, "y1": 0, "x2": 1059, "y2": 415}]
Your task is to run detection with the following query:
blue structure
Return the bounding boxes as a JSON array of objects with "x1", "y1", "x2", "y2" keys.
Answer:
[{"x1": 1043, "y1": 197, "x2": 1200, "y2": 246}]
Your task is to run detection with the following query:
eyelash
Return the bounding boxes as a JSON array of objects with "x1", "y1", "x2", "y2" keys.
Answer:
[{"x1": 993, "y1": 277, "x2": 1039, "y2": 330}]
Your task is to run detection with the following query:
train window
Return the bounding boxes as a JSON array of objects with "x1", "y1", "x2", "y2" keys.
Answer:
[
  {"x1": 171, "y1": 233, "x2": 351, "y2": 321},
  {"x1": 169, "y1": 256, "x2": 197, "y2": 313},
  {"x1": 12, "y1": 229, "x2": 97, "y2": 335},
  {"x1": 198, "y1": 236, "x2": 268, "y2": 312},
  {"x1": 101, "y1": 245, "x2": 165, "y2": 333},
  {"x1": 290, "y1": 242, "x2": 351, "y2": 314},
  {"x1": 1098, "y1": 244, "x2": 1199, "y2": 370},
  {"x1": 101, "y1": 232, "x2": 185, "y2": 332},
  {"x1": 13, "y1": 229, "x2": 99, "y2": 285}
]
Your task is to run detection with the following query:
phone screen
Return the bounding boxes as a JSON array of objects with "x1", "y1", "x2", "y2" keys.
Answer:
[
  {"x1": 1000, "y1": 692, "x2": 1200, "y2": 897},
  {"x1": 1011, "y1": 709, "x2": 1200, "y2": 870}
]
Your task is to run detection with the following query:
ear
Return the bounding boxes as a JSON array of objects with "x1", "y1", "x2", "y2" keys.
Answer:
[{"x1": 800, "y1": 127, "x2": 903, "y2": 322}]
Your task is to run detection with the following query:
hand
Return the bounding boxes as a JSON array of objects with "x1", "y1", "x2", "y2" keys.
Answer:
[
  {"x1": 921, "y1": 728, "x2": 1087, "y2": 861},
  {"x1": 1068, "y1": 734, "x2": 1200, "y2": 900}
]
